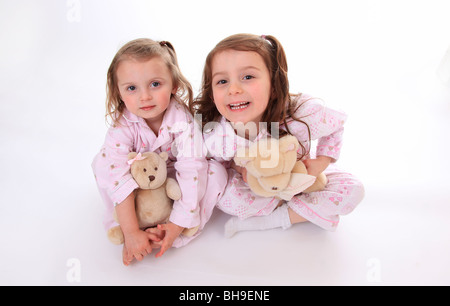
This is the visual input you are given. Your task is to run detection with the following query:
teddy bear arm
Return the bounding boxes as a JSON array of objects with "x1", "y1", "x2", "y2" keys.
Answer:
[
  {"x1": 165, "y1": 177, "x2": 182, "y2": 201},
  {"x1": 291, "y1": 160, "x2": 327, "y2": 193},
  {"x1": 303, "y1": 172, "x2": 328, "y2": 193},
  {"x1": 291, "y1": 160, "x2": 308, "y2": 174}
]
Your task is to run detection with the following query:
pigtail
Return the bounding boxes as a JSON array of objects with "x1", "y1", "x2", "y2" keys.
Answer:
[
  {"x1": 261, "y1": 35, "x2": 311, "y2": 159},
  {"x1": 159, "y1": 40, "x2": 173, "y2": 49},
  {"x1": 260, "y1": 35, "x2": 290, "y2": 135},
  {"x1": 264, "y1": 35, "x2": 289, "y2": 92},
  {"x1": 159, "y1": 41, "x2": 177, "y2": 64},
  {"x1": 159, "y1": 40, "x2": 194, "y2": 113}
]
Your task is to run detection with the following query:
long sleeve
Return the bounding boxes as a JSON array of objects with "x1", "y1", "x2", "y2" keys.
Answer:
[
  {"x1": 170, "y1": 157, "x2": 208, "y2": 228},
  {"x1": 165, "y1": 105, "x2": 209, "y2": 228},
  {"x1": 285, "y1": 93, "x2": 348, "y2": 162},
  {"x1": 92, "y1": 121, "x2": 139, "y2": 206}
]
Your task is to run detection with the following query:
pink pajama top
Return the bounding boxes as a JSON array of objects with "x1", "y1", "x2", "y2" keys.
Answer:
[
  {"x1": 205, "y1": 93, "x2": 347, "y2": 167},
  {"x1": 92, "y1": 99, "x2": 207, "y2": 228},
  {"x1": 202, "y1": 93, "x2": 348, "y2": 220}
]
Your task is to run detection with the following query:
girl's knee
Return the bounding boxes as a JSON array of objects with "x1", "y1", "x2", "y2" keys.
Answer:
[
  {"x1": 207, "y1": 160, "x2": 228, "y2": 195},
  {"x1": 328, "y1": 171, "x2": 365, "y2": 206},
  {"x1": 339, "y1": 178, "x2": 365, "y2": 215}
]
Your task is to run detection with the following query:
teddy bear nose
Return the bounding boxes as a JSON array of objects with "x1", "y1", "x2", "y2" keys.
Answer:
[
  {"x1": 272, "y1": 187, "x2": 278, "y2": 190},
  {"x1": 149, "y1": 175, "x2": 155, "y2": 181}
]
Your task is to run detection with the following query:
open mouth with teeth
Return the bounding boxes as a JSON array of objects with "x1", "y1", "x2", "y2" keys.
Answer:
[{"x1": 228, "y1": 102, "x2": 250, "y2": 110}]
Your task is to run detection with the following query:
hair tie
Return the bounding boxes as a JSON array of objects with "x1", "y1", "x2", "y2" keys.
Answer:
[
  {"x1": 261, "y1": 35, "x2": 273, "y2": 47},
  {"x1": 160, "y1": 41, "x2": 167, "y2": 47}
]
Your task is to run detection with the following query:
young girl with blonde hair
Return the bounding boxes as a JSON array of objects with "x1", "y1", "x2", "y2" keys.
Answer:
[
  {"x1": 92, "y1": 38, "x2": 226, "y2": 265},
  {"x1": 192, "y1": 33, "x2": 364, "y2": 237}
]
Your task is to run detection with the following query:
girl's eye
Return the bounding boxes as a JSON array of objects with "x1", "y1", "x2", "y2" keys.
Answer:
[
  {"x1": 151, "y1": 82, "x2": 160, "y2": 87},
  {"x1": 243, "y1": 75, "x2": 254, "y2": 80},
  {"x1": 127, "y1": 85, "x2": 136, "y2": 91},
  {"x1": 217, "y1": 80, "x2": 227, "y2": 85}
]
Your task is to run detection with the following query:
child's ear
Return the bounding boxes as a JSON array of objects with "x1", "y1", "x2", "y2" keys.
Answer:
[
  {"x1": 159, "y1": 151, "x2": 169, "y2": 161},
  {"x1": 172, "y1": 86, "x2": 178, "y2": 95}
]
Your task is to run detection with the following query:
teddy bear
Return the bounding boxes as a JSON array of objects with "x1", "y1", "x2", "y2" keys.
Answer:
[
  {"x1": 233, "y1": 135, "x2": 327, "y2": 201},
  {"x1": 107, "y1": 151, "x2": 198, "y2": 245}
]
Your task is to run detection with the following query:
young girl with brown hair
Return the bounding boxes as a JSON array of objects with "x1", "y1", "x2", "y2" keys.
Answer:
[
  {"x1": 192, "y1": 33, "x2": 364, "y2": 237},
  {"x1": 92, "y1": 38, "x2": 226, "y2": 264}
]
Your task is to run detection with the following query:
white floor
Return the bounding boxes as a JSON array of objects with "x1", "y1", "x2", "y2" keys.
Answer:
[{"x1": 1, "y1": 0, "x2": 450, "y2": 286}]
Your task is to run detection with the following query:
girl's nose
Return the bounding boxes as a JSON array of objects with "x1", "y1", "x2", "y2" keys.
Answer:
[
  {"x1": 228, "y1": 81, "x2": 243, "y2": 95},
  {"x1": 141, "y1": 88, "x2": 152, "y2": 101}
]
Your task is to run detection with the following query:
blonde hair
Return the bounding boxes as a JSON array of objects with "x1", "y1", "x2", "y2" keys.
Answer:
[
  {"x1": 192, "y1": 33, "x2": 311, "y2": 158},
  {"x1": 105, "y1": 38, "x2": 193, "y2": 125}
]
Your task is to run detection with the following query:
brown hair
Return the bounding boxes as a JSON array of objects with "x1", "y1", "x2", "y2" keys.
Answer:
[
  {"x1": 191, "y1": 33, "x2": 311, "y2": 157},
  {"x1": 105, "y1": 38, "x2": 193, "y2": 126}
]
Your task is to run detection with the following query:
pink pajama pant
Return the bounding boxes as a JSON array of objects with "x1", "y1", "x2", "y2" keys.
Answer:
[{"x1": 216, "y1": 163, "x2": 364, "y2": 231}]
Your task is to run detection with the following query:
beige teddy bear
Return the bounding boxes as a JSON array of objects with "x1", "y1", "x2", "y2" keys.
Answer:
[
  {"x1": 107, "y1": 151, "x2": 198, "y2": 245},
  {"x1": 234, "y1": 135, "x2": 327, "y2": 201}
]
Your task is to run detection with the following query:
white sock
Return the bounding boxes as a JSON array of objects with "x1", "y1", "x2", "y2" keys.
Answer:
[{"x1": 224, "y1": 204, "x2": 292, "y2": 238}]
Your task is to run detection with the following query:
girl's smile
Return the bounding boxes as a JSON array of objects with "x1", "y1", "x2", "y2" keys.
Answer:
[
  {"x1": 211, "y1": 50, "x2": 271, "y2": 126},
  {"x1": 228, "y1": 101, "x2": 251, "y2": 111}
]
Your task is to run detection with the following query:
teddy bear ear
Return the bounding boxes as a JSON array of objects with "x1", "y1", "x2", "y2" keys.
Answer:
[
  {"x1": 257, "y1": 138, "x2": 278, "y2": 158},
  {"x1": 159, "y1": 151, "x2": 169, "y2": 161},
  {"x1": 279, "y1": 135, "x2": 300, "y2": 153},
  {"x1": 128, "y1": 152, "x2": 138, "y2": 160}
]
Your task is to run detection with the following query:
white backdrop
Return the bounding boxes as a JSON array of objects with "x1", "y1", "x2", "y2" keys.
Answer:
[{"x1": 1, "y1": 0, "x2": 450, "y2": 285}]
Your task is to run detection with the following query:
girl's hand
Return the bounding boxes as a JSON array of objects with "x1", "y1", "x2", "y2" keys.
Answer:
[
  {"x1": 145, "y1": 227, "x2": 165, "y2": 248},
  {"x1": 231, "y1": 161, "x2": 248, "y2": 183},
  {"x1": 151, "y1": 222, "x2": 184, "y2": 258},
  {"x1": 302, "y1": 156, "x2": 332, "y2": 177},
  {"x1": 122, "y1": 229, "x2": 159, "y2": 266}
]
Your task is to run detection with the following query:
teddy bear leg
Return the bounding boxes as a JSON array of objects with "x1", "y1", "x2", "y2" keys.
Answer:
[
  {"x1": 182, "y1": 226, "x2": 199, "y2": 237},
  {"x1": 107, "y1": 225, "x2": 124, "y2": 245}
]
